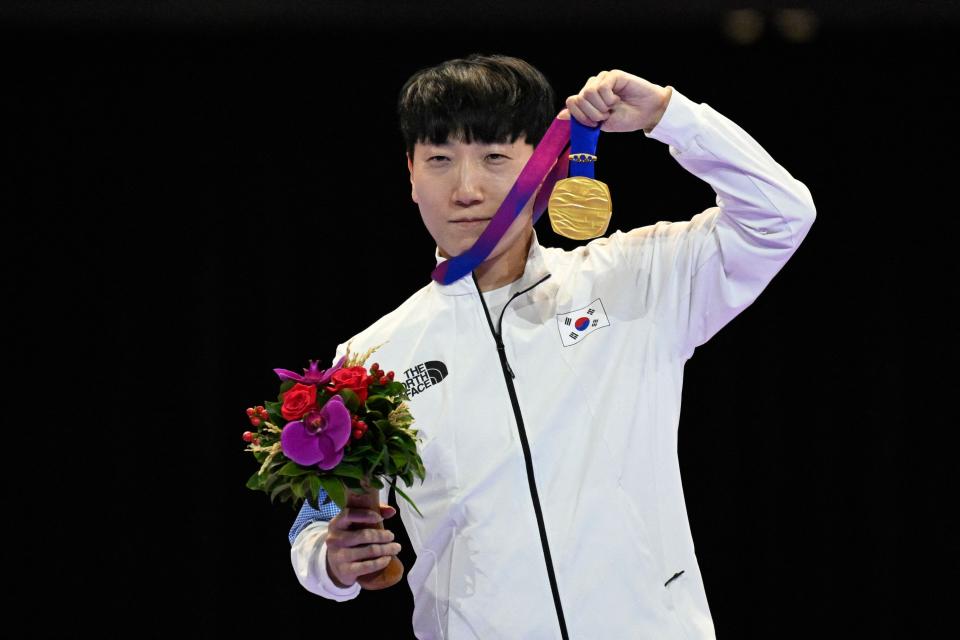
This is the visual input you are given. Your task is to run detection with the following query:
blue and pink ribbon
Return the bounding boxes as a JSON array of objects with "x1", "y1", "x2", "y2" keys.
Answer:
[{"x1": 431, "y1": 117, "x2": 585, "y2": 285}]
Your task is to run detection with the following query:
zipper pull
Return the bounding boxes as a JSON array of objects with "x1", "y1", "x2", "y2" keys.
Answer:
[{"x1": 496, "y1": 343, "x2": 516, "y2": 379}]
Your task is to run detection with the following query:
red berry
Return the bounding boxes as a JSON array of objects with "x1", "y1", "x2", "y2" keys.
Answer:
[
  {"x1": 252, "y1": 438, "x2": 261, "y2": 445},
  {"x1": 371, "y1": 363, "x2": 379, "y2": 371},
  {"x1": 387, "y1": 371, "x2": 394, "y2": 379},
  {"x1": 250, "y1": 417, "x2": 261, "y2": 427},
  {"x1": 245, "y1": 408, "x2": 255, "y2": 416},
  {"x1": 357, "y1": 421, "x2": 367, "y2": 430},
  {"x1": 242, "y1": 431, "x2": 254, "y2": 442},
  {"x1": 352, "y1": 429, "x2": 363, "y2": 440}
]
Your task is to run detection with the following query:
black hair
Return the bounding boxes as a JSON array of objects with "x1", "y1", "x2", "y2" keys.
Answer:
[{"x1": 398, "y1": 54, "x2": 556, "y2": 160}]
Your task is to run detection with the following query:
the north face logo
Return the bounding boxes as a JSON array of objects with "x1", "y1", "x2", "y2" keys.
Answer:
[{"x1": 403, "y1": 360, "x2": 448, "y2": 396}]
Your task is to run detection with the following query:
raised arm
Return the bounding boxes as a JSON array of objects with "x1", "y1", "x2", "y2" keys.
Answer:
[{"x1": 566, "y1": 70, "x2": 816, "y2": 358}]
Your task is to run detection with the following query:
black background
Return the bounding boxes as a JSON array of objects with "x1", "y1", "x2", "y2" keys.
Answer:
[{"x1": 5, "y1": 2, "x2": 957, "y2": 637}]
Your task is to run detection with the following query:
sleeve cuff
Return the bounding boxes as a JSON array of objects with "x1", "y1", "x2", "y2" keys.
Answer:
[
  {"x1": 290, "y1": 520, "x2": 361, "y2": 601},
  {"x1": 643, "y1": 86, "x2": 702, "y2": 153},
  {"x1": 317, "y1": 542, "x2": 362, "y2": 599}
]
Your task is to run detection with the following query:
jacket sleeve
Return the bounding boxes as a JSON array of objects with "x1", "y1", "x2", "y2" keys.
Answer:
[
  {"x1": 610, "y1": 86, "x2": 816, "y2": 359},
  {"x1": 291, "y1": 519, "x2": 362, "y2": 602}
]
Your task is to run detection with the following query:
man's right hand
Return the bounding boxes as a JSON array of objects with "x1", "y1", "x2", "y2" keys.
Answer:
[{"x1": 325, "y1": 504, "x2": 402, "y2": 588}]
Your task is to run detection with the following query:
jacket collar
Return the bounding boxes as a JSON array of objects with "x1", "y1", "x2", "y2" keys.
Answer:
[{"x1": 431, "y1": 228, "x2": 551, "y2": 297}]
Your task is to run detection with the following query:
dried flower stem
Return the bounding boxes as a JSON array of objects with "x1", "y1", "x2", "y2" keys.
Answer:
[
  {"x1": 344, "y1": 341, "x2": 386, "y2": 368},
  {"x1": 262, "y1": 421, "x2": 282, "y2": 434},
  {"x1": 388, "y1": 402, "x2": 413, "y2": 428},
  {"x1": 257, "y1": 442, "x2": 282, "y2": 476}
]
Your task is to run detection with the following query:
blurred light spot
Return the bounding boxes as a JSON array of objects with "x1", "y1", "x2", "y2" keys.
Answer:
[
  {"x1": 723, "y1": 9, "x2": 765, "y2": 45},
  {"x1": 774, "y1": 9, "x2": 819, "y2": 43}
]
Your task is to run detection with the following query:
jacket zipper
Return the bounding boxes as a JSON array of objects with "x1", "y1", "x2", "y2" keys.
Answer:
[{"x1": 473, "y1": 271, "x2": 569, "y2": 640}]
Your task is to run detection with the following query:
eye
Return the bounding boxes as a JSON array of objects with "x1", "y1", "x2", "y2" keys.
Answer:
[
  {"x1": 427, "y1": 155, "x2": 450, "y2": 163},
  {"x1": 486, "y1": 153, "x2": 509, "y2": 162}
]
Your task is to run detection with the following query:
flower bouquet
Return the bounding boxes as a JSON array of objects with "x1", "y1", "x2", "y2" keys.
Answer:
[{"x1": 243, "y1": 344, "x2": 424, "y2": 589}]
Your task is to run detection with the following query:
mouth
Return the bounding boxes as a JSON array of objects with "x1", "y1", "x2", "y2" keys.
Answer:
[{"x1": 451, "y1": 217, "x2": 492, "y2": 224}]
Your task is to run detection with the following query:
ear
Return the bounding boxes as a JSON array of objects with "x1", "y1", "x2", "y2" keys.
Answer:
[{"x1": 406, "y1": 152, "x2": 419, "y2": 204}]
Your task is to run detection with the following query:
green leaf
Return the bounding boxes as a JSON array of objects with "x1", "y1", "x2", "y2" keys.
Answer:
[
  {"x1": 318, "y1": 477, "x2": 346, "y2": 509},
  {"x1": 366, "y1": 395, "x2": 392, "y2": 415},
  {"x1": 278, "y1": 380, "x2": 295, "y2": 395},
  {"x1": 394, "y1": 484, "x2": 423, "y2": 518},
  {"x1": 278, "y1": 461, "x2": 313, "y2": 477},
  {"x1": 265, "y1": 400, "x2": 284, "y2": 424},
  {"x1": 291, "y1": 480, "x2": 306, "y2": 499},
  {"x1": 307, "y1": 475, "x2": 322, "y2": 506},
  {"x1": 333, "y1": 463, "x2": 365, "y2": 481},
  {"x1": 338, "y1": 388, "x2": 360, "y2": 413},
  {"x1": 265, "y1": 400, "x2": 283, "y2": 415},
  {"x1": 383, "y1": 381, "x2": 409, "y2": 399},
  {"x1": 270, "y1": 482, "x2": 291, "y2": 503},
  {"x1": 246, "y1": 471, "x2": 264, "y2": 490},
  {"x1": 347, "y1": 444, "x2": 372, "y2": 455},
  {"x1": 370, "y1": 444, "x2": 388, "y2": 473}
]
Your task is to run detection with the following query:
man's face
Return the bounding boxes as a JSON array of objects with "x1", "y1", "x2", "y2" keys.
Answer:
[{"x1": 407, "y1": 136, "x2": 537, "y2": 261}]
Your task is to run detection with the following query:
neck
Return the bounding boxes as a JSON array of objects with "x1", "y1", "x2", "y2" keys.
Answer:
[{"x1": 472, "y1": 227, "x2": 533, "y2": 293}]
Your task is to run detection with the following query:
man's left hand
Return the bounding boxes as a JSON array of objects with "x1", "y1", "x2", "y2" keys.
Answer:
[{"x1": 561, "y1": 70, "x2": 672, "y2": 134}]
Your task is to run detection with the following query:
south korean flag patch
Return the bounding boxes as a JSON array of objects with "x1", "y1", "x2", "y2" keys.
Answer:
[{"x1": 557, "y1": 298, "x2": 610, "y2": 347}]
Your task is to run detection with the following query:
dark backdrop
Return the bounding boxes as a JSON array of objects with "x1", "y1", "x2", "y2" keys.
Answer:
[{"x1": 5, "y1": 3, "x2": 956, "y2": 638}]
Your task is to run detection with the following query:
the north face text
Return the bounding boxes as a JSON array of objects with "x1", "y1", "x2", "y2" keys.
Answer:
[{"x1": 403, "y1": 361, "x2": 448, "y2": 396}]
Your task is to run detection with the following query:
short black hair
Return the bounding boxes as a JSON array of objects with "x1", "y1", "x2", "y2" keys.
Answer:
[{"x1": 398, "y1": 54, "x2": 556, "y2": 160}]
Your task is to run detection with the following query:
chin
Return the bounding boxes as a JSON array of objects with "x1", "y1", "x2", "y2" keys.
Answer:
[{"x1": 440, "y1": 238, "x2": 473, "y2": 258}]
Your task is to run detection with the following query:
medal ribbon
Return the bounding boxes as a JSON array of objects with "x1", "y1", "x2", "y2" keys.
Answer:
[
  {"x1": 430, "y1": 117, "x2": 575, "y2": 285},
  {"x1": 568, "y1": 118, "x2": 601, "y2": 179}
]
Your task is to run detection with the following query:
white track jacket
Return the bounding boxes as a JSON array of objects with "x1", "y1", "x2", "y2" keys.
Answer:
[{"x1": 291, "y1": 87, "x2": 817, "y2": 639}]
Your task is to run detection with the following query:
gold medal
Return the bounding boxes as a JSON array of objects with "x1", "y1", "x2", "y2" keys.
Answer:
[
  {"x1": 547, "y1": 124, "x2": 613, "y2": 240},
  {"x1": 548, "y1": 175, "x2": 612, "y2": 240}
]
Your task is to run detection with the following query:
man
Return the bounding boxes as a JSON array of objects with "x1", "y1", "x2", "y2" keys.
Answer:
[{"x1": 289, "y1": 54, "x2": 815, "y2": 639}]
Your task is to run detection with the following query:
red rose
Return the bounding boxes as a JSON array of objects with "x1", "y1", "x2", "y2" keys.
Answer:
[
  {"x1": 281, "y1": 383, "x2": 318, "y2": 421},
  {"x1": 326, "y1": 366, "x2": 371, "y2": 406}
]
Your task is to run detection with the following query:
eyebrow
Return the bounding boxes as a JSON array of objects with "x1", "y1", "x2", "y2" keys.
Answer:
[{"x1": 422, "y1": 141, "x2": 511, "y2": 150}]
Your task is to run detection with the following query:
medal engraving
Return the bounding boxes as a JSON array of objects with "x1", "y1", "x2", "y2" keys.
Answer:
[{"x1": 548, "y1": 176, "x2": 612, "y2": 240}]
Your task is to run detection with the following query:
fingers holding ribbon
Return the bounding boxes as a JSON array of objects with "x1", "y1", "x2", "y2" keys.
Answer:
[
  {"x1": 566, "y1": 69, "x2": 670, "y2": 134},
  {"x1": 594, "y1": 71, "x2": 622, "y2": 111},
  {"x1": 567, "y1": 71, "x2": 621, "y2": 127}
]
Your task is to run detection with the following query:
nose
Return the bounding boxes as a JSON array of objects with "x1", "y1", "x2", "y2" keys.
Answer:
[{"x1": 452, "y1": 162, "x2": 484, "y2": 207}]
